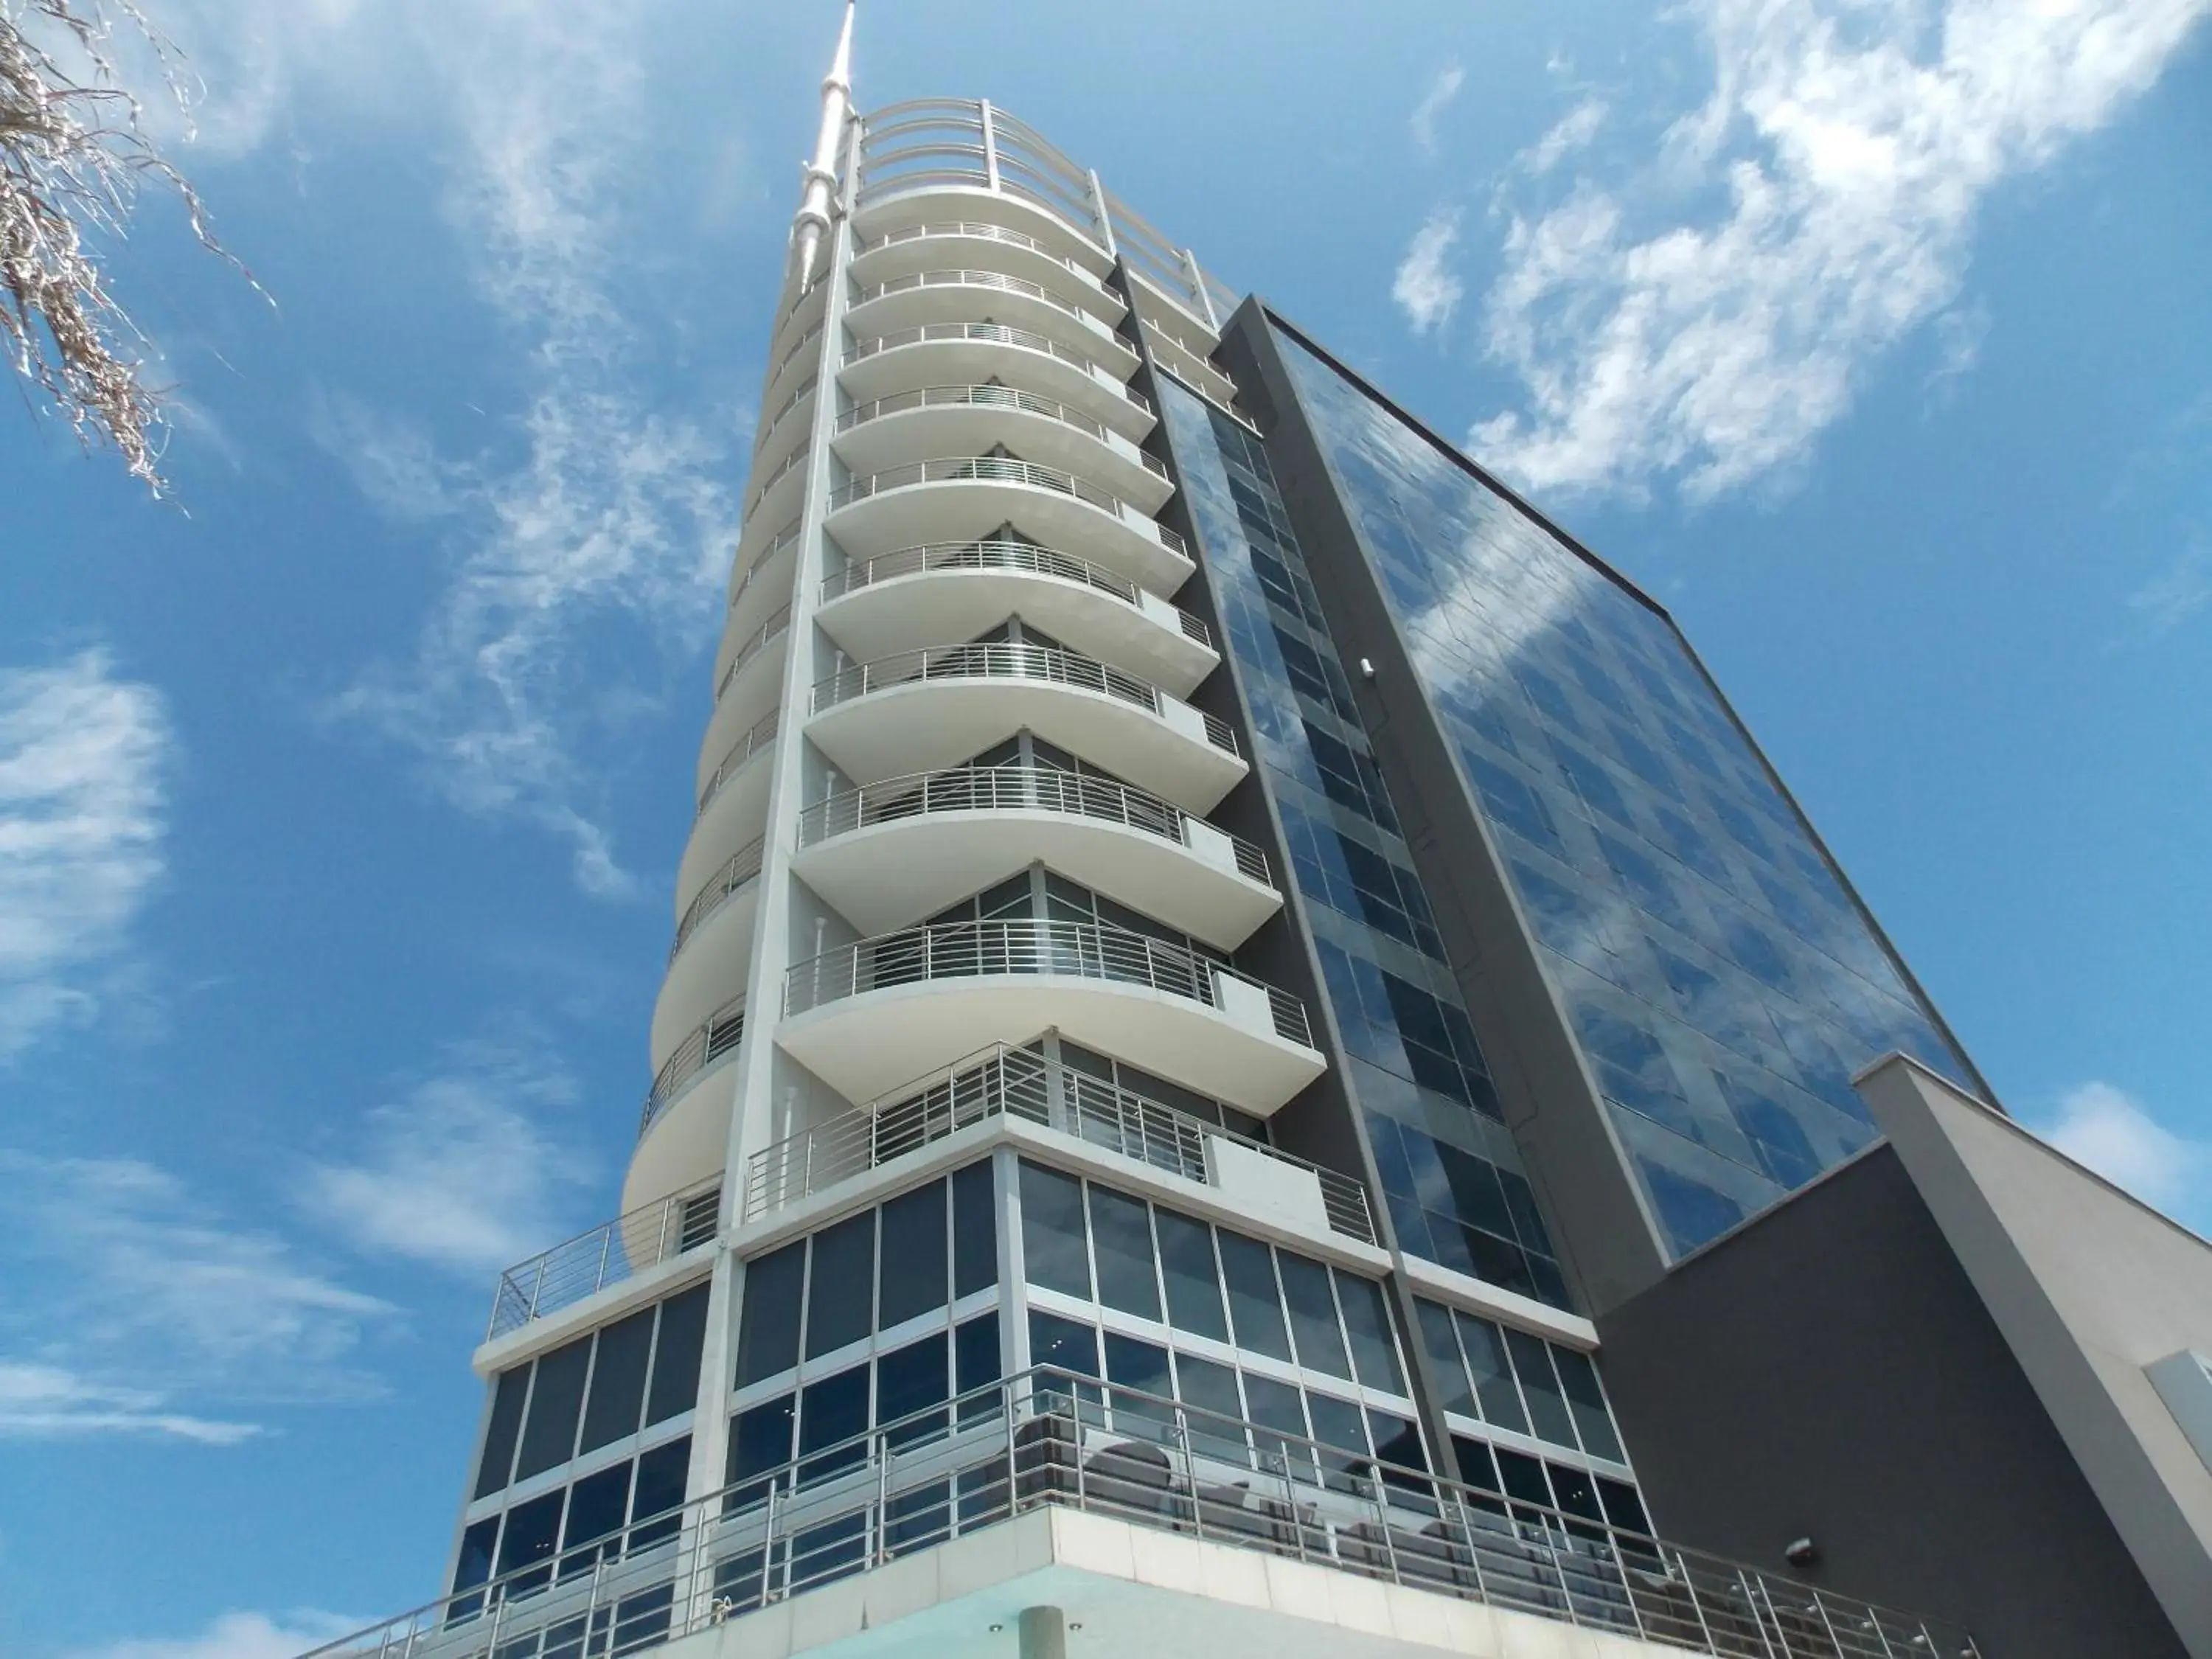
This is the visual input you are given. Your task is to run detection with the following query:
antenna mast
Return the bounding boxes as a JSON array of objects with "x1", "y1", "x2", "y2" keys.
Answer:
[{"x1": 787, "y1": 2, "x2": 856, "y2": 288}]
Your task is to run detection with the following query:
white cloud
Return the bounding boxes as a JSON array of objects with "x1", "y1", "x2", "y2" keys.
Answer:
[
  {"x1": 67, "y1": 1610, "x2": 366, "y2": 1659},
  {"x1": 0, "y1": 1151, "x2": 395, "y2": 1427},
  {"x1": 306, "y1": 1031, "x2": 594, "y2": 1276},
  {"x1": 1473, "y1": 0, "x2": 2212, "y2": 500},
  {"x1": 2124, "y1": 541, "x2": 2212, "y2": 633},
  {"x1": 0, "y1": 649, "x2": 170, "y2": 1060},
  {"x1": 2037, "y1": 1081, "x2": 2211, "y2": 1218},
  {"x1": 1517, "y1": 98, "x2": 1608, "y2": 176},
  {"x1": 1394, "y1": 207, "x2": 1466, "y2": 336},
  {"x1": 1411, "y1": 65, "x2": 1466, "y2": 156}
]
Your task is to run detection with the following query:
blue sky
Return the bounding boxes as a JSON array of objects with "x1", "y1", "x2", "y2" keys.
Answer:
[{"x1": 1, "y1": 0, "x2": 2207, "y2": 1653}]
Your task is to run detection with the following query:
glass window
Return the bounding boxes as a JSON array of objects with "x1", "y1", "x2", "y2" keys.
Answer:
[
  {"x1": 1277, "y1": 1253, "x2": 1352, "y2": 1380},
  {"x1": 1019, "y1": 1161, "x2": 1092, "y2": 1298},
  {"x1": 1551, "y1": 1347, "x2": 1624, "y2": 1462},
  {"x1": 560, "y1": 1462, "x2": 632, "y2": 1565},
  {"x1": 1088, "y1": 1186, "x2": 1161, "y2": 1319},
  {"x1": 1334, "y1": 1270, "x2": 1405, "y2": 1394},
  {"x1": 1027, "y1": 1310, "x2": 1100, "y2": 1380},
  {"x1": 1451, "y1": 1435, "x2": 1500, "y2": 1497},
  {"x1": 1175, "y1": 1354, "x2": 1248, "y2": 1464},
  {"x1": 1414, "y1": 1300, "x2": 1475, "y2": 1416},
  {"x1": 1504, "y1": 1329, "x2": 1579, "y2": 1450},
  {"x1": 1103, "y1": 1332, "x2": 1175, "y2": 1429},
  {"x1": 876, "y1": 1332, "x2": 950, "y2": 1447},
  {"x1": 798, "y1": 1363, "x2": 870, "y2": 1484},
  {"x1": 1494, "y1": 1445, "x2": 1554, "y2": 1509},
  {"x1": 954, "y1": 1312, "x2": 1001, "y2": 1422},
  {"x1": 1455, "y1": 1312, "x2": 1529, "y2": 1434},
  {"x1": 734, "y1": 1244, "x2": 804, "y2": 1387},
  {"x1": 474, "y1": 1367, "x2": 528, "y2": 1499},
  {"x1": 1242, "y1": 1374, "x2": 1310, "y2": 1477},
  {"x1": 579, "y1": 1308, "x2": 653, "y2": 1455},
  {"x1": 495, "y1": 1490, "x2": 564, "y2": 1587},
  {"x1": 951, "y1": 1159, "x2": 997, "y2": 1296},
  {"x1": 726, "y1": 1396, "x2": 794, "y2": 1509},
  {"x1": 1217, "y1": 1232, "x2": 1291, "y2": 1360},
  {"x1": 514, "y1": 1336, "x2": 589, "y2": 1481},
  {"x1": 630, "y1": 1435, "x2": 691, "y2": 1547},
  {"x1": 1366, "y1": 1411, "x2": 1426, "y2": 1478},
  {"x1": 1306, "y1": 1391, "x2": 1369, "y2": 1478},
  {"x1": 453, "y1": 1517, "x2": 499, "y2": 1596},
  {"x1": 1598, "y1": 1475, "x2": 1652, "y2": 1534},
  {"x1": 1155, "y1": 1210, "x2": 1228, "y2": 1341},
  {"x1": 806, "y1": 1211, "x2": 877, "y2": 1359},
  {"x1": 647, "y1": 1283, "x2": 709, "y2": 1426},
  {"x1": 877, "y1": 1180, "x2": 948, "y2": 1329}
]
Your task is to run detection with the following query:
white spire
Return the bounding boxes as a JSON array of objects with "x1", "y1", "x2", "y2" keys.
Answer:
[{"x1": 787, "y1": 1, "x2": 856, "y2": 288}]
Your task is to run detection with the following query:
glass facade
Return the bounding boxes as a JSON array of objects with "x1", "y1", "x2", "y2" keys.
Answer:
[
  {"x1": 1158, "y1": 375, "x2": 1573, "y2": 1309},
  {"x1": 1273, "y1": 327, "x2": 1978, "y2": 1258}
]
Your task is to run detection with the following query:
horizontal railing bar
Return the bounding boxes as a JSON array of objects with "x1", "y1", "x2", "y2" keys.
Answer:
[
  {"x1": 697, "y1": 709, "x2": 780, "y2": 818},
  {"x1": 714, "y1": 605, "x2": 791, "y2": 704},
  {"x1": 845, "y1": 320, "x2": 1151, "y2": 415},
  {"x1": 851, "y1": 268, "x2": 1117, "y2": 334},
  {"x1": 832, "y1": 386, "x2": 1169, "y2": 480},
  {"x1": 825, "y1": 456, "x2": 1187, "y2": 561},
  {"x1": 669, "y1": 835, "x2": 766, "y2": 962},
  {"x1": 640, "y1": 996, "x2": 747, "y2": 1140},
  {"x1": 484, "y1": 1174, "x2": 722, "y2": 1340},
  {"x1": 855, "y1": 220, "x2": 1111, "y2": 292}
]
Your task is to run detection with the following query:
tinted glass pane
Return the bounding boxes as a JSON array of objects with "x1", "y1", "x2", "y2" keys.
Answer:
[
  {"x1": 1019, "y1": 1161, "x2": 1092, "y2": 1298},
  {"x1": 630, "y1": 1436, "x2": 691, "y2": 1546},
  {"x1": 1277, "y1": 1253, "x2": 1351, "y2": 1380},
  {"x1": 1103, "y1": 1332, "x2": 1175, "y2": 1429},
  {"x1": 562, "y1": 1462, "x2": 632, "y2": 1558},
  {"x1": 1306, "y1": 1392, "x2": 1368, "y2": 1477},
  {"x1": 1548, "y1": 1461, "x2": 1604, "y2": 1524},
  {"x1": 1335, "y1": 1270, "x2": 1405, "y2": 1394},
  {"x1": 878, "y1": 1181, "x2": 948, "y2": 1329},
  {"x1": 1597, "y1": 1476, "x2": 1652, "y2": 1535},
  {"x1": 1451, "y1": 1435, "x2": 1500, "y2": 1495},
  {"x1": 1414, "y1": 1300, "x2": 1475, "y2": 1417},
  {"x1": 877, "y1": 1332, "x2": 950, "y2": 1447},
  {"x1": 474, "y1": 1367, "x2": 528, "y2": 1499},
  {"x1": 734, "y1": 1244, "x2": 804, "y2": 1387},
  {"x1": 496, "y1": 1490, "x2": 564, "y2": 1581},
  {"x1": 1551, "y1": 1346, "x2": 1624, "y2": 1462},
  {"x1": 453, "y1": 1517, "x2": 500, "y2": 1593},
  {"x1": 807, "y1": 1211, "x2": 877, "y2": 1359},
  {"x1": 1504, "y1": 1329, "x2": 1579, "y2": 1450},
  {"x1": 1027, "y1": 1310, "x2": 1100, "y2": 1379},
  {"x1": 1088, "y1": 1186, "x2": 1161, "y2": 1319},
  {"x1": 1155, "y1": 1210, "x2": 1228, "y2": 1340},
  {"x1": 647, "y1": 1282, "x2": 709, "y2": 1425},
  {"x1": 1455, "y1": 1312, "x2": 1528, "y2": 1434},
  {"x1": 799, "y1": 1364, "x2": 870, "y2": 1483},
  {"x1": 514, "y1": 1336, "x2": 589, "y2": 1480},
  {"x1": 726, "y1": 1396, "x2": 794, "y2": 1507},
  {"x1": 1217, "y1": 1233, "x2": 1291, "y2": 1360},
  {"x1": 1494, "y1": 1446, "x2": 1553, "y2": 1508},
  {"x1": 1242, "y1": 1374, "x2": 1310, "y2": 1476},
  {"x1": 1175, "y1": 1354, "x2": 1248, "y2": 1463},
  {"x1": 1367, "y1": 1411, "x2": 1426, "y2": 1475},
  {"x1": 579, "y1": 1308, "x2": 653, "y2": 1455},
  {"x1": 954, "y1": 1312, "x2": 1001, "y2": 1422},
  {"x1": 951, "y1": 1159, "x2": 998, "y2": 1296}
]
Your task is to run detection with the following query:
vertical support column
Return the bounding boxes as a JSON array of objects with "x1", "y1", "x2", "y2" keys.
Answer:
[
  {"x1": 1087, "y1": 169, "x2": 1116, "y2": 256},
  {"x1": 979, "y1": 100, "x2": 1003, "y2": 193}
]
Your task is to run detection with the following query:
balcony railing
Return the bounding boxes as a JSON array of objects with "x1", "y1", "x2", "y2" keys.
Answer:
[
  {"x1": 782, "y1": 917, "x2": 1311, "y2": 1049},
  {"x1": 305, "y1": 1366, "x2": 1980, "y2": 1659},
  {"x1": 484, "y1": 1175, "x2": 720, "y2": 1340},
  {"x1": 858, "y1": 220, "x2": 1113, "y2": 293},
  {"x1": 641, "y1": 995, "x2": 745, "y2": 1140},
  {"x1": 826, "y1": 456, "x2": 1188, "y2": 562},
  {"x1": 744, "y1": 1043, "x2": 1362, "y2": 1237},
  {"x1": 796, "y1": 764, "x2": 1269, "y2": 886},
  {"x1": 853, "y1": 267, "x2": 1111, "y2": 333},
  {"x1": 844, "y1": 322, "x2": 1151, "y2": 416},
  {"x1": 669, "y1": 835, "x2": 765, "y2": 964},
  {"x1": 751, "y1": 372, "x2": 816, "y2": 458},
  {"x1": 834, "y1": 385, "x2": 1169, "y2": 481},
  {"x1": 712, "y1": 605, "x2": 790, "y2": 704},
  {"x1": 810, "y1": 642, "x2": 1234, "y2": 762},
  {"x1": 743, "y1": 442, "x2": 808, "y2": 518},
  {"x1": 695, "y1": 709, "x2": 779, "y2": 818},
  {"x1": 819, "y1": 538, "x2": 1208, "y2": 649},
  {"x1": 727, "y1": 521, "x2": 800, "y2": 612},
  {"x1": 764, "y1": 317, "x2": 823, "y2": 396}
]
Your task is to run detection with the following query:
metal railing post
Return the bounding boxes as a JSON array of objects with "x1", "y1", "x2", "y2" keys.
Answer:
[
  {"x1": 1176, "y1": 1408, "x2": 1203, "y2": 1543},
  {"x1": 1742, "y1": 1569, "x2": 1784, "y2": 1659},
  {"x1": 875, "y1": 1432, "x2": 892, "y2": 1565},
  {"x1": 1672, "y1": 1549, "x2": 1719, "y2": 1656},
  {"x1": 1371, "y1": 1476, "x2": 1402, "y2": 1586},
  {"x1": 1806, "y1": 1589, "x2": 1845, "y2": 1658},
  {"x1": 527, "y1": 1253, "x2": 549, "y2": 1321},
  {"x1": 762, "y1": 1474, "x2": 781, "y2": 1605}
]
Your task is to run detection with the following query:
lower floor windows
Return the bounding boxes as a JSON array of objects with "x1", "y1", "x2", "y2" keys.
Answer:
[{"x1": 451, "y1": 1435, "x2": 692, "y2": 1609}]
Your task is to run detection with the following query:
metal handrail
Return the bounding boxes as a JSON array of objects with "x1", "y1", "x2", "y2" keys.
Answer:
[
  {"x1": 713, "y1": 605, "x2": 791, "y2": 704},
  {"x1": 728, "y1": 521, "x2": 801, "y2": 612},
  {"x1": 751, "y1": 372, "x2": 817, "y2": 458},
  {"x1": 764, "y1": 317, "x2": 824, "y2": 396},
  {"x1": 669, "y1": 835, "x2": 765, "y2": 963},
  {"x1": 844, "y1": 322, "x2": 1151, "y2": 416},
  {"x1": 304, "y1": 1364, "x2": 1979, "y2": 1659},
  {"x1": 640, "y1": 996, "x2": 746, "y2": 1140},
  {"x1": 745, "y1": 1043, "x2": 1356, "y2": 1236},
  {"x1": 745, "y1": 442, "x2": 808, "y2": 518},
  {"x1": 782, "y1": 917, "x2": 1309, "y2": 1048},
  {"x1": 858, "y1": 220, "x2": 1112, "y2": 293},
  {"x1": 822, "y1": 538, "x2": 1133, "y2": 607},
  {"x1": 825, "y1": 456, "x2": 1187, "y2": 560},
  {"x1": 696, "y1": 709, "x2": 779, "y2": 818},
  {"x1": 483, "y1": 1175, "x2": 720, "y2": 1340},
  {"x1": 834, "y1": 385, "x2": 1169, "y2": 481},
  {"x1": 795, "y1": 764, "x2": 1270, "y2": 888},
  {"x1": 852, "y1": 268, "x2": 1113, "y2": 333}
]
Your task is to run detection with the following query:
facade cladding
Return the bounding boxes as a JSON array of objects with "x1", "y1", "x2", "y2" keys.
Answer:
[
  {"x1": 1158, "y1": 380, "x2": 1574, "y2": 1307},
  {"x1": 1267, "y1": 332, "x2": 1978, "y2": 1257}
]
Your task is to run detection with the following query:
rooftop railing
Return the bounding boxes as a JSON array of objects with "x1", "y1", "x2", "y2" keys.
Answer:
[
  {"x1": 833, "y1": 385, "x2": 1169, "y2": 481},
  {"x1": 743, "y1": 1043, "x2": 1360, "y2": 1237},
  {"x1": 795, "y1": 764, "x2": 1268, "y2": 886},
  {"x1": 640, "y1": 996, "x2": 746, "y2": 1141},
  {"x1": 303, "y1": 1366, "x2": 1980, "y2": 1659},
  {"x1": 782, "y1": 918, "x2": 1310, "y2": 1051},
  {"x1": 825, "y1": 456, "x2": 1188, "y2": 563},
  {"x1": 695, "y1": 709, "x2": 779, "y2": 819},
  {"x1": 844, "y1": 321, "x2": 1151, "y2": 416},
  {"x1": 669, "y1": 835, "x2": 765, "y2": 964},
  {"x1": 856, "y1": 220, "x2": 1113, "y2": 293},
  {"x1": 484, "y1": 1175, "x2": 720, "y2": 1341}
]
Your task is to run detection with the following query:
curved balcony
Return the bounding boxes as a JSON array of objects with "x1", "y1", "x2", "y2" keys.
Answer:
[
  {"x1": 825, "y1": 457, "x2": 1191, "y2": 593},
  {"x1": 698, "y1": 606, "x2": 790, "y2": 785},
  {"x1": 678, "y1": 708, "x2": 778, "y2": 910},
  {"x1": 807, "y1": 641, "x2": 1246, "y2": 813},
  {"x1": 778, "y1": 918, "x2": 1324, "y2": 1116},
  {"x1": 850, "y1": 221, "x2": 1123, "y2": 321},
  {"x1": 842, "y1": 323, "x2": 1151, "y2": 442},
  {"x1": 846, "y1": 271, "x2": 1135, "y2": 377},
  {"x1": 751, "y1": 370, "x2": 817, "y2": 460},
  {"x1": 817, "y1": 540, "x2": 1214, "y2": 697},
  {"x1": 850, "y1": 149, "x2": 1114, "y2": 276},
  {"x1": 761, "y1": 272, "x2": 828, "y2": 400},
  {"x1": 792, "y1": 765, "x2": 1280, "y2": 949},
  {"x1": 762, "y1": 316, "x2": 826, "y2": 410},
  {"x1": 652, "y1": 835, "x2": 764, "y2": 1071},
  {"x1": 639, "y1": 992, "x2": 746, "y2": 1143},
  {"x1": 832, "y1": 386, "x2": 1174, "y2": 512},
  {"x1": 722, "y1": 526, "x2": 798, "y2": 672},
  {"x1": 743, "y1": 438, "x2": 810, "y2": 529}
]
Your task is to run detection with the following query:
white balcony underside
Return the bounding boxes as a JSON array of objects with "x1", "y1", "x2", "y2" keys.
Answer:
[
  {"x1": 844, "y1": 285, "x2": 1135, "y2": 377},
  {"x1": 817, "y1": 568, "x2": 1214, "y2": 697},
  {"x1": 838, "y1": 336, "x2": 1151, "y2": 441},
  {"x1": 832, "y1": 406, "x2": 1172, "y2": 514},
  {"x1": 675, "y1": 756, "x2": 773, "y2": 922},
  {"x1": 622, "y1": 1062, "x2": 736, "y2": 1220},
  {"x1": 793, "y1": 810, "x2": 1280, "y2": 949},
  {"x1": 651, "y1": 883, "x2": 759, "y2": 1072},
  {"x1": 825, "y1": 481, "x2": 1189, "y2": 593},
  {"x1": 696, "y1": 638, "x2": 789, "y2": 798},
  {"x1": 807, "y1": 679, "x2": 1245, "y2": 814},
  {"x1": 777, "y1": 973, "x2": 1324, "y2": 1117},
  {"x1": 849, "y1": 230, "x2": 1124, "y2": 323},
  {"x1": 853, "y1": 184, "x2": 1116, "y2": 276}
]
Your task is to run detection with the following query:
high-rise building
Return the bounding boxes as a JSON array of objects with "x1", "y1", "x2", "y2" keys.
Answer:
[{"x1": 307, "y1": 15, "x2": 2212, "y2": 1659}]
